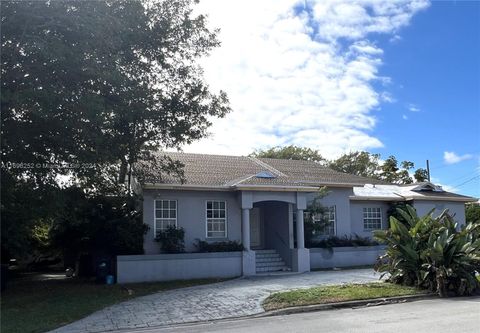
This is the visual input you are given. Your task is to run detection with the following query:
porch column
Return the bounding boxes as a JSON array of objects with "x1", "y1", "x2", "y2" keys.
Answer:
[
  {"x1": 296, "y1": 209, "x2": 305, "y2": 249},
  {"x1": 242, "y1": 208, "x2": 251, "y2": 251}
]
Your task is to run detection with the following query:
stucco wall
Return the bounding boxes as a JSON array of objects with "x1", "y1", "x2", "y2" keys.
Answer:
[
  {"x1": 349, "y1": 201, "x2": 390, "y2": 238},
  {"x1": 315, "y1": 187, "x2": 354, "y2": 237},
  {"x1": 143, "y1": 189, "x2": 242, "y2": 254},
  {"x1": 310, "y1": 246, "x2": 386, "y2": 269},
  {"x1": 117, "y1": 252, "x2": 242, "y2": 283},
  {"x1": 413, "y1": 200, "x2": 466, "y2": 225}
]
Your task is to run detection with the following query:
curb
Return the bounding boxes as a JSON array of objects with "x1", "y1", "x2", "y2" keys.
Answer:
[{"x1": 259, "y1": 293, "x2": 437, "y2": 317}]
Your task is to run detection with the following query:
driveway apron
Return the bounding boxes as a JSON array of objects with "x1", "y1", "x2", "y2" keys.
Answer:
[{"x1": 51, "y1": 269, "x2": 379, "y2": 333}]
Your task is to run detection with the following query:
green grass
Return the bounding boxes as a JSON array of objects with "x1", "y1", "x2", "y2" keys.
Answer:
[
  {"x1": 263, "y1": 282, "x2": 424, "y2": 311},
  {"x1": 1, "y1": 274, "x2": 228, "y2": 333}
]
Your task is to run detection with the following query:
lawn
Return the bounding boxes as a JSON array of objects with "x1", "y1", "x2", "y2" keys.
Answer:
[
  {"x1": 1, "y1": 273, "x2": 227, "y2": 333},
  {"x1": 263, "y1": 282, "x2": 424, "y2": 311}
]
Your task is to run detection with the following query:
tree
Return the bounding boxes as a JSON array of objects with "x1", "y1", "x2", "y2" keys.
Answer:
[
  {"x1": 1, "y1": 0, "x2": 229, "y2": 259},
  {"x1": 330, "y1": 152, "x2": 426, "y2": 184},
  {"x1": 328, "y1": 151, "x2": 380, "y2": 178},
  {"x1": 414, "y1": 168, "x2": 429, "y2": 183},
  {"x1": 1, "y1": 0, "x2": 230, "y2": 190},
  {"x1": 466, "y1": 204, "x2": 480, "y2": 224},
  {"x1": 250, "y1": 145, "x2": 325, "y2": 163}
]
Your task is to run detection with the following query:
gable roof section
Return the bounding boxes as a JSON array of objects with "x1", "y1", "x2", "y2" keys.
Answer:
[{"x1": 140, "y1": 152, "x2": 387, "y2": 191}]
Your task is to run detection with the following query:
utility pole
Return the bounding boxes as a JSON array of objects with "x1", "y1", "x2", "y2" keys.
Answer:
[{"x1": 426, "y1": 159, "x2": 431, "y2": 182}]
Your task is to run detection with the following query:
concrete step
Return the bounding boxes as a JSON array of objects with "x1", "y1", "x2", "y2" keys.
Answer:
[
  {"x1": 256, "y1": 261, "x2": 287, "y2": 268},
  {"x1": 256, "y1": 257, "x2": 283, "y2": 263},
  {"x1": 255, "y1": 249, "x2": 277, "y2": 254},
  {"x1": 256, "y1": 253, "x2": 281, "y2": 259},
  {"x1": 256, "y1": 266, "x2": 289, "y2": 273}
]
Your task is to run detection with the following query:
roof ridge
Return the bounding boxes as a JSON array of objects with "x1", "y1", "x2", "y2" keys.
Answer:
[{"x1": 248, "y1": 156, "x2": 287, "y2": 177}]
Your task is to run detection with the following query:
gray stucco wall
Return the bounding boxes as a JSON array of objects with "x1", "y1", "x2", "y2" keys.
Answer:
[
  {"x1": 312, "y1": 187, "x2": 354, "y2": 237},
  {"x1": 413, "y1": 200, "x2": 466, "y2": 225},
  {"x1": 143, "y1": 189, "x2": 242, "y2": 254},
  {"x1": 310, "y1": 246, "x2": 386, "y2": 269},
  {"x1": 117, "y1": 252, "x2": 242, "y2": 283},
  {"x1": 349, "y1": 201, "x2": 390, "y2": 238}
]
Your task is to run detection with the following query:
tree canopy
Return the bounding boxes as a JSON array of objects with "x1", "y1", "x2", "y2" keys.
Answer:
[
  {"x1": 1, "y1": 0, "x2": 229, "y2": 260},
  {"x1": 251, "y1": 147, "x2": 428, "y2": 184},
  {"x1": 1, "y1": 0, "x2": 229, "y2": 190},
  {"x1": 251, "y1": 145, "x2": 326, "y2": 163}
]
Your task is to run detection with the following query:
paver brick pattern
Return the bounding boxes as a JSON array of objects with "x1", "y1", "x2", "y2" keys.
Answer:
[{"x1": 51, "y1": 269, "x2": 379, "y2": 333}]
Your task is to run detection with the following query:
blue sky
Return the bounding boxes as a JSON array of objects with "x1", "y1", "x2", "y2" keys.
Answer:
[
  {"x1": 187, "y1": 0, "x2": 479, "y2": 198},
  {"x1": 370, "y1": 1, "x2": 480, "y2": 197}
]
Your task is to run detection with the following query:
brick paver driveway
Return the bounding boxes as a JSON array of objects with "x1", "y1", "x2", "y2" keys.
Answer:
[{"x1": 52, "y1": 269, "x2": 379, "y2": 333}]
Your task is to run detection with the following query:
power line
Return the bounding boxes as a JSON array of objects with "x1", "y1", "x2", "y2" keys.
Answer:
[{"x1": 452, "y1": 175, "x2": 480, "y2": 189}]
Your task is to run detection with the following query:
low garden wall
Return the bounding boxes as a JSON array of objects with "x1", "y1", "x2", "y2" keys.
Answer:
[
  {"x1": 309, "y1": 245, "x2": 386, "y2": 269},
  {"x1": 117, "y1": 251, "x2": 242, "y2": 283}
]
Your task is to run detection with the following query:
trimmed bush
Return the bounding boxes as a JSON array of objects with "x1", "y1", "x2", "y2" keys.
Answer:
[
  {"x1": 155, "y1": 226, "x2": 185, "y2": 253},
  {"x1": 307, "y1": 235, "x2": 379, "y2": 248},
  {"x1": 195, "y1": 240, "x2": 243, "y2": 252}
]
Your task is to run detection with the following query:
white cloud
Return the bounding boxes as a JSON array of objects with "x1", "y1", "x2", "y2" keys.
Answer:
[
  {"x1": 408, "y1": 103, "x2": 421, "y2": 112},
  {"x1": 402, "y1": 114, "x2": 408, "y2": 120},
  {"x1": 443, "y1": 151, "x2": 473, "y2": 164},
  {"x1": 185, "y1": 0, "x2": 430, "y2": 158}
]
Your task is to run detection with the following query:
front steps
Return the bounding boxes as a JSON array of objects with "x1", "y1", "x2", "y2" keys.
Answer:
[{"x1": 255, "y1": 249, "x2": 290, "y2": 273}]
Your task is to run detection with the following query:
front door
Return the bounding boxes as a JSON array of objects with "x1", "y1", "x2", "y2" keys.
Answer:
[{"x1": 250, "y1": 207, "x2": 262, "y2": 248}]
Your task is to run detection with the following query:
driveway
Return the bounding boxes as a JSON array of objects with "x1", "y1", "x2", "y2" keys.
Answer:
[{"x1": 52, "y1": 269, "x2": 379, "y2": 333}]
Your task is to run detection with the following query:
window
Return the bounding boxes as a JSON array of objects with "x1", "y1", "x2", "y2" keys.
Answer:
[
  {"x1": 314, "y1": 206, "x2": 336, "y2": 236},
  {"x1": 363, "y1": 207, "x2": 382, "y2": 230},
  {"x1": 154, "y1": 200, "x2": 177, "y2": 235},
  {"x1": 206, "y1": 200, "x2": 227, "y2": 238}
]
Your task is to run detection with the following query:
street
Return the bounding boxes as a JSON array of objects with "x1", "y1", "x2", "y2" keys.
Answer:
[{"x1": 121, "y1": 297, "x2": 480, "y2": 333}]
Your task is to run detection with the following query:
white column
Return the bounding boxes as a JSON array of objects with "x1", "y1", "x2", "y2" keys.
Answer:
[
  {"x1": 296, "y1": 209, "x2": 305, "y2": 249},
  {"x1": 242, "y1": 208, "x2": 251, "y2": 251}
]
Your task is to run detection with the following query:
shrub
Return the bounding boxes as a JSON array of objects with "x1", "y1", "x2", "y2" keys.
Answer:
[
  {"x1": 307, "y1": 235, "x2": 379, "y2": 248},
  {"x1": 374, "y1": 205, "x2": 480, "y2": 297},
  {"x1": 195, "y1": 240, "x2": 243, "y2": 252},
  {"x1": 155, "y1": 225, "x2": 185, "y2": 253}
]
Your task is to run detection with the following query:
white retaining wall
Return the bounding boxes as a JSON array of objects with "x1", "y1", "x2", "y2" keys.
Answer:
[
  {"x1": 310, "y1": 246, "x2": 386, "y2": 269},
  {"x1": 117, "y1": 252, "x2": 242, "y2": 283}
]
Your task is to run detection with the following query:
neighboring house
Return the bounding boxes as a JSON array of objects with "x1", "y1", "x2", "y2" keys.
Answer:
[{"x1": 131, "y1": 152, "x2": 476, "y2": 279}]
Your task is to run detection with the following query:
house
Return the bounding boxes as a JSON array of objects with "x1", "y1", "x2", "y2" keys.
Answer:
[{"x1": 117, "y1": 152, "x2": 476, "y2": 283}]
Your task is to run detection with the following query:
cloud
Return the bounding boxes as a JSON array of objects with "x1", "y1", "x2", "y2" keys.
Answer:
[
  {"x1": 402, "y1": 114, "x2": 408, "y2": 120},
  {"x1": 185, "y1": 0, "x2": 430, "y2": 158},
  {"x1": 443, "y1": 151, "x2": 473, "y2": 164},
  {"x1": 408, "y1": 103, "x2": 421, "y2": 112}
]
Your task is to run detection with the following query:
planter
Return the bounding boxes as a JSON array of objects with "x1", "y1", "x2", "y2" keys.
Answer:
[{"x1": 309, "y1": 245, "x2": 386, "y2": 269}]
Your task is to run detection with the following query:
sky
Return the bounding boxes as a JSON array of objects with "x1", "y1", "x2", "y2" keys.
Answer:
[{"x1": 182, "y1": 0, "x2": 480, "y2": 198}]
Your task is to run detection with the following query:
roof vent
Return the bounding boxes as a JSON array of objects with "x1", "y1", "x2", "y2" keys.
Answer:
[{"x1": 255, "y1": 171, "x2": 277, "y2": 179}]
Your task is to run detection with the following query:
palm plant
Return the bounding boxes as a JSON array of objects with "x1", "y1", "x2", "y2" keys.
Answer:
[{"x1": 374, "y1": 205, "x2": 480, "y2": 296}]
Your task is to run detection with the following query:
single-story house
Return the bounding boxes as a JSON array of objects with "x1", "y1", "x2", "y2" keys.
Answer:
[{"x1": 117, "y1": 152, "x2": 476, "y2": 283}]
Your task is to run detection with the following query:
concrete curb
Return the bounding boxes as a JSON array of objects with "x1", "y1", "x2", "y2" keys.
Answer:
[{"x1": 259, "y1": 293, "x2": 437, "y2": 317}]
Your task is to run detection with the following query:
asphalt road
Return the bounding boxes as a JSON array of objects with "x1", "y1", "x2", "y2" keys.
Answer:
[{"x1": 121, "y1": 297, "x2": 480, "y2": 333}]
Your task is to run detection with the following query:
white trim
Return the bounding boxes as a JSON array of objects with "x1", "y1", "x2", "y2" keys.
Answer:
[
  {"x1": 205, "y1": 199, "x2": 228, "y2": 239},
  {"x1": 313, "y1": 205, "x2": 336, "y2": 237},
  {"x1": 362, "y1": 207, "x2": 382, "y2": 231},
  {"x1": 154, "y1": 199, "x2": 178, "y2": 237}
]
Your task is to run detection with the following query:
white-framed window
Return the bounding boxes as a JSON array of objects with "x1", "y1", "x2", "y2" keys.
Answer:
[
  {"x1": 206, "y1": 200, "x2": 227, "y2": 238},
  {"x1": 154, "y1": 200, "x2": 177, "y2": 235},
  {"x1": 314, "y1": 206, "x2": 336, "y2": 236},
  {"x1": 363, "y1": 207, "x2": 382, "y2": 230}
]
